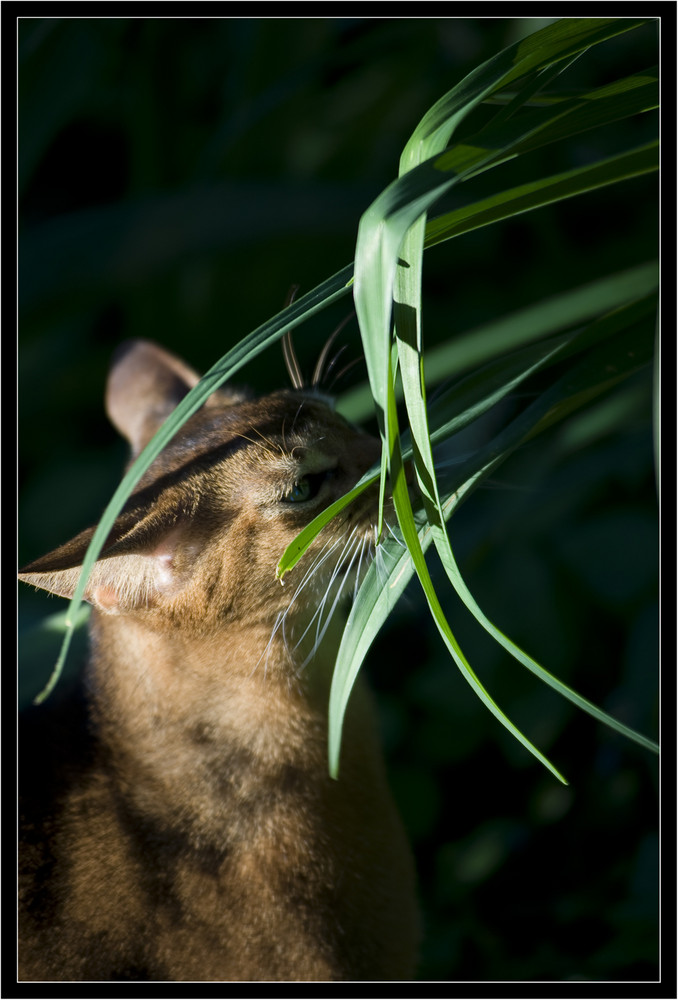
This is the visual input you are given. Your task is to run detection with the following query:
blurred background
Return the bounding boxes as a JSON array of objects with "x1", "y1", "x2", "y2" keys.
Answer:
[{"x1": 19, "y1": 17, "x2": 659, "y2": 982}]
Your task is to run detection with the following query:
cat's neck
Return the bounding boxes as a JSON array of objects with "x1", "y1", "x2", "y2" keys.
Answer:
[{"x1": 86, "y1": 609, "x2": 357, "y2": 839}]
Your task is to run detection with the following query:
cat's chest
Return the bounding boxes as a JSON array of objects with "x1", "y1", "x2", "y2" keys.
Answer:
[{"x1": 20, "y1": 734, "x2": 346, "y2": 980}]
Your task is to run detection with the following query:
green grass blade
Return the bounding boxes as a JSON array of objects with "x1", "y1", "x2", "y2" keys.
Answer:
[
  {"x1": 338, "y1": 267, "x2": 658, "y2": 423},
  {"x1": 436, "y1": 69, "x2": 658, "y2": 186},
  {"x1": 435, "y1": 319, "x2": 658, "y2": 754},
  {"x1": 399, "y1": 19, "x2": 651, "y2": 167},
  {"x1": 487, "y1": 51, "x2": 585, "y2": 127},
  {"x1": 20, "y1": 606, "x2": 91, "y2": 709},
  {"x1": 497, "y1": 68, "x2": 658, "y2": 164},
  {"x1": 429, "y1": 538, "x2": 659, "y2": 755},
  {"x1": 424, "y1": 295, "x2": 658, "y2": 448},
  {"x1": 355, "y1": 100, "x2": 562, "y2": 487},
  {"x1": 425, "y1": 142, "x2": 658, "y2": 249},
  {"x1": 392, "y1": 179, "x2": 571, "y2": 786},
  {"x1": 444, "y1": 315, "x2": 655, "y2": 496},
  {"x1": 483, "y1": 64, "x2": 658, "y2": 110},
  {"x1": 421, "y1": 262, "x2": 658, "y2": 387}
]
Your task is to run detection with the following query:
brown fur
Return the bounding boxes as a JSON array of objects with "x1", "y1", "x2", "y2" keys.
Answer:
[{"x1": 18, "y1": 340, "x2": 419, "y2": 982}]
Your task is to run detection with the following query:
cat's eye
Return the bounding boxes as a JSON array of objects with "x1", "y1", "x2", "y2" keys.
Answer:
[
  {"x1": 282, "y1": 479, "x2": 312, "y2": 503},
  {"x1": 280, "y1": 471, "x2": 329, "y2": 504}
]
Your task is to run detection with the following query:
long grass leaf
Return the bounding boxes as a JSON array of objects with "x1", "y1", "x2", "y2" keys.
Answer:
[
  {"x1": 421, "y1": 262, "x2": 657, "y2": 387},
  {"x1": 355, "y1": 58, "x2": 656, "y2": 489},
  {"x1": 429, "y1": 540, "x2": 659, "y2": 754},
  {"x1": 338, "y1": 268, "x2": 658, "y2": 423},
  {"x1": 435, "y1": 69, "x2": 658, "y2": 186},
  {"x1": 424, "y1": 142, "x2": 658, "y2": 249},
  {"x1": 399, "y1": 19, "x2": 651, "y2": 166}
]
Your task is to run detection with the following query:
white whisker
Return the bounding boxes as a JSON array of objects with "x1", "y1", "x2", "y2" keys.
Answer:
[
  {"x1": 296, "y1": 533, "x2": 362, "y2": 673},
  {"x1": 295, "y1": 529, "x2": 359, "y2": 650},
  {"x1": 383, "y1": 520, "x2": 406, "y2": 548},
  {"x1": 353, "y1": 533, "x2": 371, "y2": 603},
  {"x1": 252, "y1": 609, "x2": 285, "y2": 678},
  {"x1": 254, "y1": 534, "x2": 345, "y2": 673}
]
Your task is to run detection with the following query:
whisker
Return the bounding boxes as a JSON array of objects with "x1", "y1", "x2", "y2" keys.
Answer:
[
  {"x1": 285, "y1": 283, "x2": 301, "y2": 307},
  {"x1": 259, "y1": 507, "x2": 384, "y2": 678},
  {"x1": 289, "y1": 402, "x2": 306, "y2": 436},
  {"x1": 352, "y1": 533, "x2": 371, "y2": 603},
  {"x1": 261, "y1": 534, "x2": 345, "y2": 668},
  {"x1": 295, "y1": 525, "x2": 362, "y2": 644},
  {"x1": 290, "y1": 536, "x2": 344, "y2": 602},
  {"x1": 321, "y1": 344, "x2": 349, "y2": 384},
  {"x1": 328, "y1": 355, "x2": 363, "y2": 392},
  {"x1": 297, "y1": 534, "x2": 362, "y2": 673},
  {"x1": 383, "y1": 520, "x2": 406, "y2": 548},
  {"x1": 252, "y1": 609, "x2": 285, "y2": 678},
  {"x1": 231, "y1": 428, "x2": 283, "y2": 458},
  {"x1": 294, "y1": 534, "x2": 356, "y2": 651},
  {"x1": 256, "y1": 538, "x2": 337, "y2": 673},
  {"x1": 312, "y1": 313, "x2": 353, "y2": 388},
  {"x1": 282, "y1": 330, "x2": 305, "y2": 390}
]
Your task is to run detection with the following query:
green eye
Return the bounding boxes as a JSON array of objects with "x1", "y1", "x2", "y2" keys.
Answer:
[
  {"x1": 280, "y1": 471, "x2": 330, "y2": 504},
  {"x1": 282, "y1": 478, "x2": 312, "y2": 503}
]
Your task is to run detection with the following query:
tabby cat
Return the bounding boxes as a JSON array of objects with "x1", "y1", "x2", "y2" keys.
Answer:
[{"x1": 18, "y1": 340, "x2": 419, "y2": 982}]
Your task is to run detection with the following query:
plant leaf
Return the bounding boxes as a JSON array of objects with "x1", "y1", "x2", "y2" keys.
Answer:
[{"x1": 424, "y1": 142, "x2": 658, "y2": 249}]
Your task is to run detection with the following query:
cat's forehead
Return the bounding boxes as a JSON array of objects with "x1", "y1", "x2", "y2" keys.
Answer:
[
  {"x1": 203, "y1": 388, "x2": 346, "y2": 443},
  {"x1": 137, "y1": 388, "x2": 355, "y2": 483}
]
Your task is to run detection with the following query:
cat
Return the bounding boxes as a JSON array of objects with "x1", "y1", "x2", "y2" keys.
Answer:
[{"x1": 18, "y1": 339, "x2": 419, "y2": 982}]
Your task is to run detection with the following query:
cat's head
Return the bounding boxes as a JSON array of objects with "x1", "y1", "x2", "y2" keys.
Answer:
[{"x1": 19, "y1": 340, "x2": 382, "y2": 643}]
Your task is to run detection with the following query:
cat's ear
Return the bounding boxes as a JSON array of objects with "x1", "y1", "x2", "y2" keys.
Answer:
[
  {"x1": 20, "y1": 340, "x2": 248, "y2": 611},
  {"x1": 18, "y1": 504, "x2": 195, "y2": 615},
  {"x1": 106, "y1": 340, "x2": 202, "y2": 456},
  {"x1": 106, "y1": 340, "x2": 250, "y2": 455}
]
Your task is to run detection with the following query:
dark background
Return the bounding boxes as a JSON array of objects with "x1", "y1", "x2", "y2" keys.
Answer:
[{"x1": 18, "y1": 17, "x2": 661, "y2": 984}]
